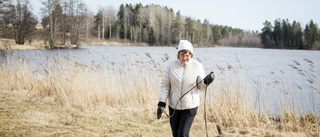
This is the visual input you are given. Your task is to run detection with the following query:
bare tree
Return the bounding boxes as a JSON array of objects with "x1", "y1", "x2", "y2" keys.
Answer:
[
  {"x1": 132, "y1": 24, "x2": 139, "y2": 43},
  {"x1": 0, "y1": 0, "x2": 11, "y2": 10},
  {"x1": 98, "y1": 7, "x2": 105, "y2": 40},
  {"x1": 60, "y1": 0, "x2": 68, "y2": 45},
  {"x1": 164, "y1": 8, "x2": 174, "y2": 45},
  {"x1": 137, "y1": 7, "x2": 148, "y2": 43},
  {"x1": 0, "y1": 0, "x2": 13, "y2": 22},
  {"x1": 41, "y1": 0, "x2": 60, "y2": 49},
  {"x1": 69, "y1": 0, "x2": 84, "y2": 45},
  {"x1": 203, "y1": 19, "x2": 211, "y2": 46},
  {"x1": 193, "y1": 20, "x2": 202, "y2": 46},
  {"x1": 102, "y1": 10, "x2": 105, "y2": 40},
  {"x1": 145, "y1": 5, "x2": 160, "y2": 45},
  {"x1": 73, "y1": 4, "x2": 261, "y2": 47},
  {"x1": 105, "y1": 5, "x2": 116, "y2": 39},
  {"x1": 94, "y1": 10, "x2": 103, "y2": 40},
  {"x1": 0, "y1": 0, "x2": 14, "y2": 38},
  {"x1": 10, "y1": 0, "x2": 37, "y2": 44},
  {"x1": 123, "y1": 6, "x2": 131, "y2": 40},
  {"x1": 172, "y1": 11, "x2": 184, "y2": 43},
  {"x1": 83, "y1": 8, "x2": 94, "y2": 40}
]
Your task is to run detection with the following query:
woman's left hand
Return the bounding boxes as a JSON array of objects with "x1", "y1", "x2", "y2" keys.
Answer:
[{"x1": 204, "y1": 72, "x2": 215, "y2": 85}]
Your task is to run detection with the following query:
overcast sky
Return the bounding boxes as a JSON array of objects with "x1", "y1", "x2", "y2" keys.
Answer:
[{"x1": 30, "y1": 0, "x2": 320, "y2": 31}]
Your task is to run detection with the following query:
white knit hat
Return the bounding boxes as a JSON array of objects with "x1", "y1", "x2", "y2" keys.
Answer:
[{"x1": 177, "y1": 40, "x2": 193, "y2": 54}]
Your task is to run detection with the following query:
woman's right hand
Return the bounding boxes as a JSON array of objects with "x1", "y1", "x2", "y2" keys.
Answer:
[
  {"x1": 157, "y1": 102, "x2": 166, "y2": 119},
  {"x1": 157, "y1": 106, "x2": 164, "y2": 119}
]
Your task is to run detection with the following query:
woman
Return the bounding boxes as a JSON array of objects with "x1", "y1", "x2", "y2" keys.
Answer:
[{"x1": 157, "y1": 40, "x2": 214, "y2": 137}]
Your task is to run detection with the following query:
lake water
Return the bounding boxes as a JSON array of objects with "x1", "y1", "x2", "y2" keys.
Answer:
[{"x1": 1, "y1": 45, "x2": 319, "y2": 115}]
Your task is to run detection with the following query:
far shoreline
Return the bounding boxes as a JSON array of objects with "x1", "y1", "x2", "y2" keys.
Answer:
[
  {"x1": 4, "y1": 38, "x2": 317, "y2": 51},
  {"x1": 0, "y1": 38, "x2": 152, "y2": 51},
  {"x1": 1, "y1": 38, "x2": 223, "y2": 51}
]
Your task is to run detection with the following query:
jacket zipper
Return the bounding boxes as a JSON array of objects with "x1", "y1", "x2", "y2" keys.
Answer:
[{"x1": 180, "y1": 65, "x2": 186, "y2": 109}]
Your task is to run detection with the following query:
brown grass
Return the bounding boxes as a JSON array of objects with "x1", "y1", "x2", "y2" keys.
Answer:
[
  {"x1": 0, "y1": 38, "x2": 46, "y2": 50},
  {"x1": 0, "y1": 38, "x2": 149, "y2": 51},
  {"x1": 81, "y1": 37, "x2": 149, "y2": 46},
  {"x1": 0, "y1": 52, "x2": 319, "y2": 136}
]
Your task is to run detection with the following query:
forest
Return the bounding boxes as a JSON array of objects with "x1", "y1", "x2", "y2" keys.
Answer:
[
  {"x1": 0, "y1": 0, "x2": 319, "y2": 49},
  {"x1": 260, "y1": 19, "x2": 320, "y2": 49}
]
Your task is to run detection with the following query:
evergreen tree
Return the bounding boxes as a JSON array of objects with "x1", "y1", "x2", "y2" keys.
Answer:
[
  {"x1": 285, "y1": 19, "x2": 294, "y2": 48},
  {"x1": 171, "y1": 11, "x2": 183, "y2": 43},
  {"x1": 117, "y1": 4, "x2": 124, "y2": 20},
  {"x1": 212, "y1": 25, "x2": 222, "y2": 45},
  {"x1": 292, "y1": 21, "x2": 304, "y2": 49},
  {"x1": 304, "y1": 24, "x2": 311, "y2": 49},
  {"x1": 281, "y1": 19, "x2": 289, "y2": 48},
  {"x1": 94, "y1": 11, "x2": 103, "y2": 40},
  {"x1": 185, "y1": 17, "x2": 195, "y2": 42},
  {"x1": 260, "y1": 20, "x2": 274, "y2": 48},
  {"x1": 220, "y1": 26, "x2": 229, "y2": 38},
  {"x1": 273, "y1": 19, "x2": 282, "y2": 48},
  {"x1": 309, "y1": 20, "x2": 319, "y2": 48},
  {"x1": 148, "y1": 27, "x2": 155, "y2": 45},
  {"x1": 296, "y1": 23, "x2": 304, "y2": 49},
  {"x1": 304, "y1": 20, "x2": 319, "y2": 49},
  {"x1": 117, "y1": 4, "x2": 125, "y2": 39}
]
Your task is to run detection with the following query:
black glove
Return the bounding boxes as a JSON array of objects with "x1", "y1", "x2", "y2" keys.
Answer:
[
  {"x1": 204, "y1": 72, "x2": 215, "y2": 85},
  {"x1": 157, "y1": 102, "x2": 166, "y2": 119}
]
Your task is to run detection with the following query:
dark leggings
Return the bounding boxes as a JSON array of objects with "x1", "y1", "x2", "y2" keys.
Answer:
[{"x1": 169, "y1": 107, "x2": 198, "y2": 137}]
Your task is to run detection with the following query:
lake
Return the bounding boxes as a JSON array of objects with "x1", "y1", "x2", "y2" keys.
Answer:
[{"x1": 1, "y1": 45, "x2": 319, "y2": 115}]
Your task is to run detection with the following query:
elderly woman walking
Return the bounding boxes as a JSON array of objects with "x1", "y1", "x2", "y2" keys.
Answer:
[{"x1": 157, "y1": 40, "x2": 214, "y2": 137}]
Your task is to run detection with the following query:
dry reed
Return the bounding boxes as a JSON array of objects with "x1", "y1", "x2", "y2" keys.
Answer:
[{"x1": 0, "y1": 51, "x2": 319, "y2": 136}]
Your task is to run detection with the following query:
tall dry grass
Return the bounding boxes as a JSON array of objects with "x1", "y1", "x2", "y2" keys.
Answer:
[
  {"x1": 0, "y1": 51, "x2": 319, "y2": 136},
  {"x1": 0, "y1": 52, "x2": 158, "y2": 113}
]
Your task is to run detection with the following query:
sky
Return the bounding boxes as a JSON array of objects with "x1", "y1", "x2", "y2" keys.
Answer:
[{"x1": 30, "y1": 0, "x2": 320, "y2": 31}]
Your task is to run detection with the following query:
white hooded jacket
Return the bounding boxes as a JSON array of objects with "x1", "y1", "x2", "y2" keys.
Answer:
[{"x1": 159, "y1": 58, "x2": 207, "y2": 110}]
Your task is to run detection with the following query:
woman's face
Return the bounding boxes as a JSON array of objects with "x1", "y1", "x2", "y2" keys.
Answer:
[{"x1": 179, "y1": 51, "x2": 192, "y2": 65}]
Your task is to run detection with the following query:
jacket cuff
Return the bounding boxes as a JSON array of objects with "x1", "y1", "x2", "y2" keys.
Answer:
[{"x1": 158, "y1": 102, "x2": 166, "y2": 107}]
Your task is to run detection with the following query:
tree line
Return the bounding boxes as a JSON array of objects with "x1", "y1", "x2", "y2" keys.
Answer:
[
  {"x1": 260, "y1": 19, "x2": 320, "y2": 50},
  {"x1": 40, "y1": 0, "x2": 86, "y2": 49},
  {"x1": 94, "y1": 3, "x2": 259, "y2": 47},
  {"x1": 1, "y1": 0, "x2": 319, "y2": 50},
  {"x1": 0, "y1": 0, "x2": 260, "y2": 48}
]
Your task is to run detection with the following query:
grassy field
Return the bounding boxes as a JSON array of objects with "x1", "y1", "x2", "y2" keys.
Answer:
[{"x1": 0, "y1": 52, "x2": 319, "y2": 136}]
